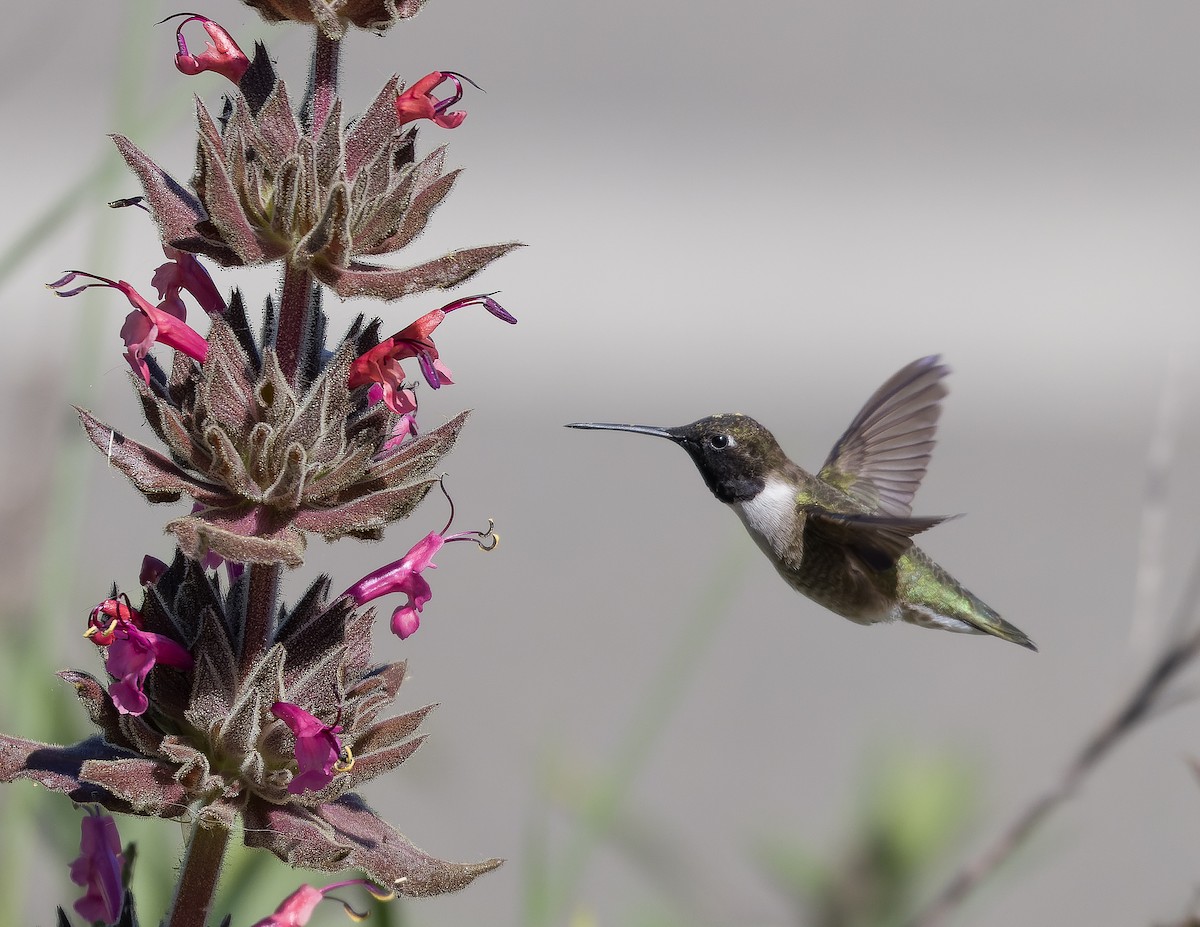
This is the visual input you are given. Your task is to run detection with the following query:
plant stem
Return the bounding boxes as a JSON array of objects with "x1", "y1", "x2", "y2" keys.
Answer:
[
  {"x1": 164, "y1": 818, "x2": 232, "y2": 927},
  {"x1": 277, "y1": 30, "x2": 340, "y2": 383},
  {"x1": 307, "y1": 30, "x2": 341, "y2": 133},
  {"x1": 275, "y1": 261, "x2": 314, "y2": 386},
  {"x1": 241, "y1": 562, "x2": 281, "y2": 677}
]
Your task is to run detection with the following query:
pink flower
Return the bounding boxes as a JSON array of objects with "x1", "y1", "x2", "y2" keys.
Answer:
[
  {"x1": 270, "y1": 702, "x2": 353, "y2": 794},
  {"x1": 348, "y1": 295, "x2": 515, "y2": 415},
  {"x1": 251, "y1": 880, "x2": 393, "y2": 927},
  {"x1": 86, "y1": 602, "x2": 194, "y2": 715},
  {"x1": 343, "y1": 494, "x2": 497, "y2": 639},
  {"x1": 348, "y1": 532, "x2": 443, "y2": 639},
  {"x1": 48, "y1": 271, "x2": 209, "y2": 384},
  {"x1": 152, "y1": 246, "x2": 226, "y2": 317},
  {"x1": 69, "y1": 808, "x2": 125, "y2": 926},
  {"x1": 394, "y1": 71, "x2": 474, "y2": 129},
  {"x1": 169, "y1": 14, "x2": 249, "y2": 84},
  {"x1": 375, "y1": 411, "x2": 419, "y2": 459}
]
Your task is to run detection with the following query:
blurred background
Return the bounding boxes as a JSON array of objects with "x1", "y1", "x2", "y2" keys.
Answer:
[{"x1": 3, "y1": 1, "x2": 1200, "y2": 924}]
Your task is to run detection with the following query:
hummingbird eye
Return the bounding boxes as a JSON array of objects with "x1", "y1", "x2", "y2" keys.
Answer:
[{"x1": 709, "y1": 433, "x2": 732, "y2": 450}]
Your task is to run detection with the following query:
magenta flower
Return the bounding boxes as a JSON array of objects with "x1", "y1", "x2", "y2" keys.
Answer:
[
  {"x1": 343, "y1": 494, "x2": 497, "y2": 639},
  {"x1": 353, "y1": 532, "x2": 442, "y2": 639},
  {"x1": 69, "y1": 808, "x2": 125, "y2": 926},
  {"x1": 394, "y1": 71, "x2": 474, "y2": 129},
  {"x1": 270, "y1": 702, "x2": 354, "y2": 794},
  {"x1": 152, "y1": 246, "x2": 227, "y2": 317},
  {"x1": 348, "y1": 294, "x2": 515, "y2": 415},
  {"x1": 169, "y1": 14, "x2": 249, "y2": 84},
  {"x1": 48, "y1": 271, "x2": 209, "y2": 384},
  {"x1": 252, "y1": 879, "x2": 393, "y2": 927},
  {"x1": 89, "y1": 616, "x2": 194, "y2": 716},
  {"x1": 375, "y1": 411, "x2": 420, "y2": 459}
]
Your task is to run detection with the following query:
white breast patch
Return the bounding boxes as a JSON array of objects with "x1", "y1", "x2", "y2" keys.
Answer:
[{"x1": 734, "y1": 477, "x2": 796, "y2": 552}]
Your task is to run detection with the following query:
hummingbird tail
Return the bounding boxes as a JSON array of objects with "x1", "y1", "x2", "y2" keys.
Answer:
[
  {"x1": 973, "y1": 608, "x2": 1038, "y2": 651},
  {"x1": 898, "y1": 554, "x2": 1037, "y2": 651},
  {"x1": 951, "y1": 587, "x2": 1037, "y2": 651}
]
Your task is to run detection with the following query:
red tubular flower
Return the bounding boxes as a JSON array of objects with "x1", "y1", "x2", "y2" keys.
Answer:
[
  {"x1": 153, "y1": 246, "x2": 226, "y2": 316},
  {"x1": 343, "y1": 486, "x2": 497, "y2": 639},
  {"x1": 252, "y1": 880, "x2": 394, "y2": 927},
  {"x1": 169, "y1": 14, "x2": 249, "y2": 84},
  {"x1": 348, "y1": 294, "x2": 515, "y2": 415},
  {"x1": 70, "y1": 808, "x2": 125, "y2": 926},
  {"x1": 270, "y1": 702, "x2": 354, "y2": 794},
  {"x1": 349, "y1": 532, "x2": 443, "y2": 639},
  {"x1": 48, "y1": 271, "x2": 209, "y2": 384},
  {"x1": 394, "y1": 71, "x2": 473, "y2": 128}
]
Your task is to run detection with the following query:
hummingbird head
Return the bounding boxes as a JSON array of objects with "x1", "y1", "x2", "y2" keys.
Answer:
[{"x1": 566, "y1": 413, "x2": 786, "y2": 504}]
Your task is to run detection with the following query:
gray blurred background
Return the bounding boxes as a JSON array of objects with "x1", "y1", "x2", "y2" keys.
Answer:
[{"x1": 3, "y1": 1, "x2": 1200, "y2": 924}]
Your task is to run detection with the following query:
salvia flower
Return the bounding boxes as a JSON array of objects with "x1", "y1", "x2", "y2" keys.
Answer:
[
  {"x1": 394, "y1": 72, "x2": 472, "y2": 129},
  {"x1": 48, "y1": 271, "x2": 209, "y2": 384},
  {"x1": 87, "y1": 601, "x2": 195, "y2": 715},
  {"x1": 344, "y1": 487, "x2": 497, "y2": 639},
  {"x1": 270, "y1": 702, "x2": 354, "y2": 795},
  {"x1": 114, "y1": 63, "x2": 520, "y2": 300},
  {"x1": 252, "y1": 879, "x2": 394, "y2": 927},
  {"x1": 169, "y1": 14, "x2": 250, "y2": 84},
  {"x1": 153, "y1": 245, "x2": 227, "y2": 317},
  {"x1": 376, "y1": 410, "x2": 419, "y2": 458},
  {"x1": 349, "y1": 294, "x2": 516, "y2": 415},
  {"x1": 69, "y1": 807, "x2": 125, "y2": 926}
]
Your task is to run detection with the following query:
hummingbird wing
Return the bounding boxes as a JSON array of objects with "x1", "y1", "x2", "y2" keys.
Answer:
[
  {"x1": 805, "y1": 509, "x2": 950, "y2": 572},
  {"x1": 818, "y1": 355, "x2": 949, "y2": 517}
]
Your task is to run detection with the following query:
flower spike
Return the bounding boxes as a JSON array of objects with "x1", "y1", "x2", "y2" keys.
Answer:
[
  {"x1": 165, "y1": 13, "x2": 250, "y2": 84},
  {"x1": 48, "y1": 270, "x2": 209, "y2": 383}
]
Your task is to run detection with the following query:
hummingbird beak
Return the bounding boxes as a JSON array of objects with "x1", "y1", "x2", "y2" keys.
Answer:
[{"x1": 564, "y1": 422, "x2": 678, "y2": 442}]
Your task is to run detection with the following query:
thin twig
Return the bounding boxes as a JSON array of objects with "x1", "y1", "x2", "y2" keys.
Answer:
[
  {"x1": 1131, "y1": 345, "x2": 1184, "y2": 652},
  {"x1": 906, "y1": 549, "x2": 1200, "y2": 927}
]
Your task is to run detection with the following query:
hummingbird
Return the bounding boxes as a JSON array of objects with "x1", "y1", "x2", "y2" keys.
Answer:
[{"x1": 566, "y1": 356, "x2": 1035, "y2": 650}]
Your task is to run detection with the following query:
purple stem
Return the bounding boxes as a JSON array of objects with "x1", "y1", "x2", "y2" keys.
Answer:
[
  {"x1": 240, "y1": 561, "x2": 281, "y2": 678},
  {"x1": 163, "y1": 819, "x2": 231, "y2": 927},
  {"x1": 275, "y1": 261, "x2": 313, "y2": 387},
  {"x1": 308, "y1": 29, "x2": 341, "y2": 135}
]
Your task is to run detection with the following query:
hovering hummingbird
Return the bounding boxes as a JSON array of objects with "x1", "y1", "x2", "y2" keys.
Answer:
[{"x1": 567, "y1": 356, "x2": 1035, "y2": 650}]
